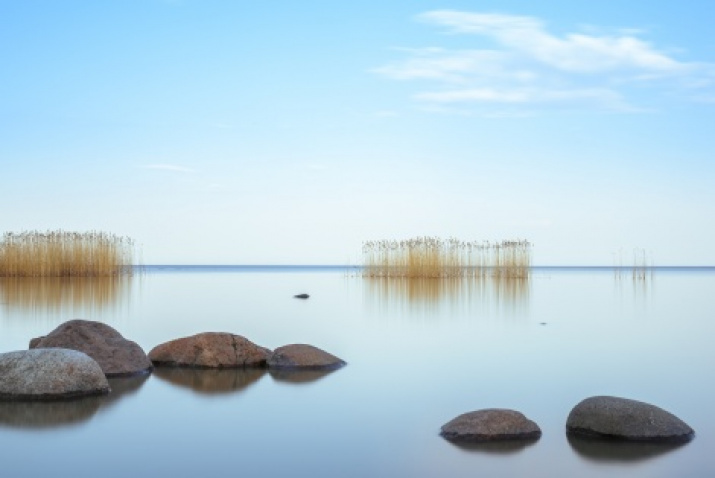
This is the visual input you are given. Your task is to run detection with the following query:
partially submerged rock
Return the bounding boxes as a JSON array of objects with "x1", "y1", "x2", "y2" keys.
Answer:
[
  {"x1": 267, "y1": 344, "x2": 346, "y2": 370},
  {"x1": 440, "y1": 409, "x2": 542, "y2": 442},
  {"x1": 148, "y1": 332, "x2": 271, "y2": 368},
  {"x1": 30, "y1": 319, "x2": 152, "y2": 377},
  {"x1": 566, "y1": 396, "x2": 694, "y2": 443},
  {"x1": 0, "y1": 349, "x2": 110, "y2": 401}
]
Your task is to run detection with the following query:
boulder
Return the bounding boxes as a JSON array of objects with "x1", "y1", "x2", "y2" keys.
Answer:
[
  {"x1": 566, "y1": 396, "x2": 694, "y2": 443},
  {"x1": 148, "y1": 332, "x2": 270, "y2": 368},
  {"x1": 0, "y1": 349, "x2": 110, "y2": 400},
  {"x1": 30, "y1": 319, "x2": 152, "y2": 377},
  {"x1": 267, "y1": 344, "x2": 346, "y2": 370},
  {"x1": 440, "y1": 409, "x2": 542, "y2": 442}
]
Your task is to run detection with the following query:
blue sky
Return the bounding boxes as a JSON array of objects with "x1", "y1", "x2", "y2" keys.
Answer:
[{"x1": 2, "y1": 1, "x2": 714, "y2": 265}]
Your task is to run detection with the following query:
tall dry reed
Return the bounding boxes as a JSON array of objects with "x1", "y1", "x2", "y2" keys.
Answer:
[
  {"x1": 362, "y1": 237, "x2": 531, "y2": 279},
  {"x1": 0, "y1": 230, "x2": 136, "y2": 277}
]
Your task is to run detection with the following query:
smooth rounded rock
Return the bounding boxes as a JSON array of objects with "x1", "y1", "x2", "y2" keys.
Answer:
[
  {"x1": 440, "y1": 409, "x2": 542, "y2": 442},
  {"x1": 566, "y1": 396, "x2": 694, "y2": 443},
  {"x1": 148, "y1": 332, "x2": 271, "y2": 368},
  {"x1": 267, "y1": 344, "x2": 346, "y2": 370},
  {"x1": 30, "y1": 319, "x2": 152, "y2": 377},
  {"x1": 0, "y1": 349, "x2": 110, "y2": 401}
]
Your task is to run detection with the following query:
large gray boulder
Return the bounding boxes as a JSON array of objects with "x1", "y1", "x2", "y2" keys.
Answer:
[
  {"x1": 30, "y1": 319, "x2": 152, "y2": 377},
  {"x1": 267, "y1": 344, "x2": 346, "y2": 370},
  {"x1": 0, "y1": 349, "x2": 110, "y2": 400},
  {"x1": 566, "y1": 396, "x2": 694, "y2": 443},
  {"x1": 148, "y1": 332, "x2": 271, "y2": 368},
  {"x1": 440, "y1": 409, "x2": 542, "y2": 442}
]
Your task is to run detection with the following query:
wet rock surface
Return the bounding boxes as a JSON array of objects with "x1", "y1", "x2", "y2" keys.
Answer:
[
  {"x1": 0, "y1": 348, "x2": 110, "y2": 400},
  {"x1": 148, "y1": 332, "x2": 270, "y2": 368},
  {"x1": 267, "y1": 344, "x2": 346, "y2": 370},
  {"x1": 30, "y1": 319, "x2": 152, "y2": 377},
  {"x1": 566, "y1": 396, "x2": 694, "y2": 443},
  {"x1": 440, "y1": 409, "x2": 542, "y2": 442}
]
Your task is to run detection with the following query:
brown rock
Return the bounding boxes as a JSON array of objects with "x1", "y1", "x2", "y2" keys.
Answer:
[
  {"x1": 148, "y1": 332, "x2": 270, "y2": 368},
  {"x1": 0, "y1": 349, "x2": 110, "y2": 401},
  {"x1": 440, "y1": 409, "x2": 542, "y2": 442},
  {"x1": 267, "y1": 344, "x2": 346, "y2": 370},
  {"x1": 30, "y1": 320, "x2": 152, "y2": 377}
]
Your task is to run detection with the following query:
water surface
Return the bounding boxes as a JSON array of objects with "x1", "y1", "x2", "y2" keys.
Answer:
[{"x1": 0, "y1": 266, "x2": 713, "y2": 477}]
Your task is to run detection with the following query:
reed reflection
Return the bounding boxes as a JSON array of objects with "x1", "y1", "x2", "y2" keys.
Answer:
[
  {"x1": 363, "y1": 276, "x2": 530, "y2": 314},
  {"x1": 0, "y1": 275, "x2": 135, "y2": 318}
]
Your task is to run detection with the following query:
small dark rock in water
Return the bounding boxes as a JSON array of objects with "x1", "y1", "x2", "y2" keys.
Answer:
[
  {"x1": 0, "y1": 349, "x2": 110, "y2": 400},
  {"x1": 294, "y1": 293, "x2": 310, "y2": 299},
  {"x1": 30, "y1": 319, "x2": 153, "y2": 377},
  {"x1": 566, "y1": 396, "x2": 694, "y2": 443},
  {"x1": 440, "y1": 409, "x2": 542, "y2": 442},
  {"x1": 267, "y1": 344, "x2": 345, "y2": 370}
]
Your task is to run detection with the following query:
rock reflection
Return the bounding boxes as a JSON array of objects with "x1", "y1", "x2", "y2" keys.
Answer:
[
  {"x1": 446, "y1": 438, "x2": 539, "y2": 455},
  {"x1": 268, "y1": 368, "x2": 336, "y2": 385},
  {"x1": 364, "y1": 276, "x2": 529, "y2": 314},
  {"x1": 152, "y1": 367, "x2": 266, "y2": 395},
  {"x1": 567, "y1": 434, "x2": 686, "y2": 463},
  {"x1": 0, "y1": 276, "x2": 135, "y2": 318},
  {"x1": 0, "y1": 373, "x2": 149, "y2": 429}
]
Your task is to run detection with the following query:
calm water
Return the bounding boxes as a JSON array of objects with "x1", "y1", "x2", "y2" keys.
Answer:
[{"x1": 0, "y1": 266, "x2": 713, "y2": 477}]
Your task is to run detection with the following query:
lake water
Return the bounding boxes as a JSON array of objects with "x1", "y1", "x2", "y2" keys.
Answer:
[{"x1": 0, "y1": 266, "x2": 713, "y2": 477}]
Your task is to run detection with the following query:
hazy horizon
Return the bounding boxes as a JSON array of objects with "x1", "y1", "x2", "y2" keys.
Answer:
[{"x1": 2, "y1": 1, "x2": 714, "y2": 266}]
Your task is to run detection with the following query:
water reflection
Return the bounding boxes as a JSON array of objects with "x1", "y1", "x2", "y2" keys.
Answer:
[
  {"x1": 268, "y1": 368, "x2": 337, "y2": 385},
  {"x1": 363, "y1": 277, "x2": 530, "y2": 314},
  {"x1": 446, "y1": 438, "x2": 539, "y2": 455},
  {"x1": 0, "y1": 374, "x2": 148, "y2": 429},
  {"x1": 567, "y1": 434, "x2": 686, "y2": 463},
  {"x1": 152, "y1": 367, "x2": 266, "y2": 395},
  {"x1": 0, "y1": 276, "x2": 135, "y2": 318}
]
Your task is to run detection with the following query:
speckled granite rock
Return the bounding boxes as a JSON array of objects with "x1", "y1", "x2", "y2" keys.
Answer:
[
  {"x1": 0, "y1": 349, "x2": 110, "y2": 400},
  {"x1": 149, "y1": 332, "x2": 270, "y2": 368},
  {"x1": 267, "y1": 344, "x2": 346, "y2": 370},
  {"x1": 30, "y1": 319, "x2": 152, "y2": 377},
  {"x1": 566, "y1": 396, "x2": 694, "y2": 443},
  {"x1": 440, "y1": 409, "x2": 542, "y2": 442}
]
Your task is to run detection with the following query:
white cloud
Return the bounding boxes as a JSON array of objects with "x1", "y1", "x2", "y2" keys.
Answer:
[
  {"x1": 418, "y1": 11, "x2": 686, "y2": 73},
  {"x1": 375, "y1": 10, "x2": 711, "y2": 113},
  {"x1": 140, "y1": 164, "x2": 196, "y2": 173}
]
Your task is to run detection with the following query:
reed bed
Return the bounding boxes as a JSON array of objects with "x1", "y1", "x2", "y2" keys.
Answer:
[
  {"x1": 362, "y1": 237, "x2": 531, "y2": 279},
  {"x1": 0, "y1": 230, "x2": 136, "y2": 277}
]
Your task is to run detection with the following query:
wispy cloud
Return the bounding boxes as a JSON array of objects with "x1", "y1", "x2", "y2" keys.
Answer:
[
  {"x1": 140, "y1": 164, "x2": 196, "y2": 173},
  {"x1": 375, "y1": 10, "x2": 712, "y2": 113}
]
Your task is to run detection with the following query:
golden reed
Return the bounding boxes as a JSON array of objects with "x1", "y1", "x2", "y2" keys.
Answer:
[
  {"x1": 362, "y1": 237, "x2": 531, "y2": 279},
  {"x1": 0, "y1": 230, "x2": 136, "y2": 277}
]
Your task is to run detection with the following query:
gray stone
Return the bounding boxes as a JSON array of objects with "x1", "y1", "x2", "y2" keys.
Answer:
[
  {"x1": 267, "y1": 344, "x2": 346, "y2": 370},
  {"x1": 440, "y1": 409, "x2": 542, "y2": 442},
  {"x1": 30, "y1": 319, "x2": 152, "y2": 377},
  {"x1": 148, "y1": 332, "x2": 271, "y2": 368},
  {"x1": 0, "y1": 349, "x2": 110, "y2": 400},
  {"x1": 566, "y1": 396, "x2": 694, "y2": 443}
]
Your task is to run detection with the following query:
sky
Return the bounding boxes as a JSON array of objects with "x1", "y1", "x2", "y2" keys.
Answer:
[{"x1": 2, "y1": 0, "x2": 714, "y2": 265}]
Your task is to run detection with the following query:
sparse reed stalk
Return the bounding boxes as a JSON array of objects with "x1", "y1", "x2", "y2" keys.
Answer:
[
  {"x1": 0, "y1": 230, "x2": 136, "y2": 277},
  {"x1": 362, "y1": 237, "x2": 531, "y2": 279}
]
